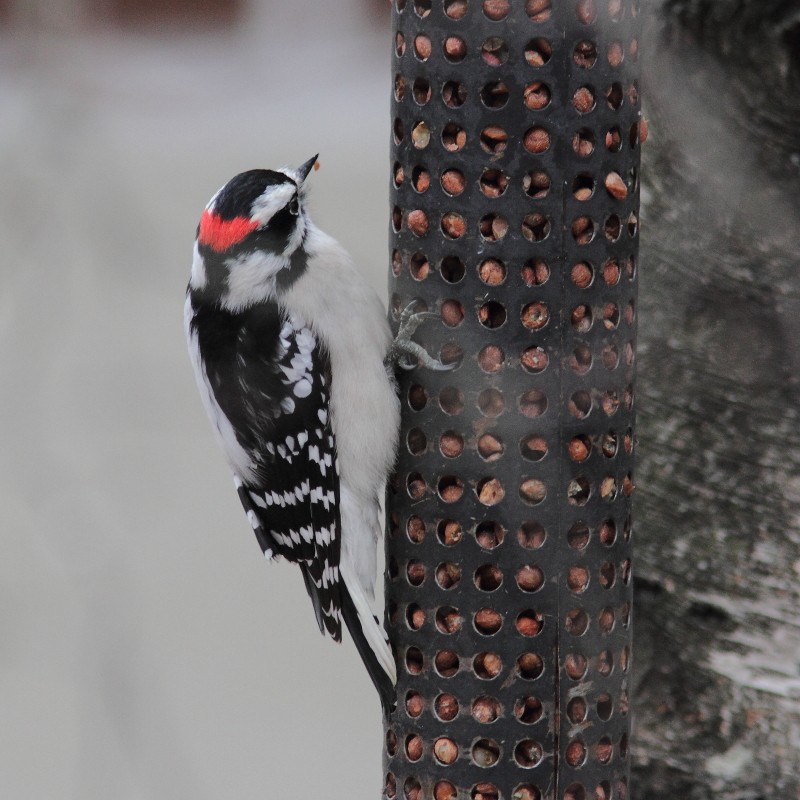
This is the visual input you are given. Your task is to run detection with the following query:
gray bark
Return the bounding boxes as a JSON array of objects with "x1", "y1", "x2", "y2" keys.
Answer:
[{"x1": 634, "y1": 0, "x2": 800, "y2": 796}]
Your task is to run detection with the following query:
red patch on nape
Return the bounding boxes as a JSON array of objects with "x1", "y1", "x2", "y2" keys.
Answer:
[{"x1": 197, "y1": 210, "x2": 259, "y2": 252}]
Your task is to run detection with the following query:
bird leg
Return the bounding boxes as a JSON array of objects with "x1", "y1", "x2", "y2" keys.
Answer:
[{"x1": 388, "y1": 300, "x2": 454, "y2": 371}]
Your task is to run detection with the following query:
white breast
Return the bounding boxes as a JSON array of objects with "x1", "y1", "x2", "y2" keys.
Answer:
[{"x1": 280, "y1": 224, "x2": 400, "y2": 503}]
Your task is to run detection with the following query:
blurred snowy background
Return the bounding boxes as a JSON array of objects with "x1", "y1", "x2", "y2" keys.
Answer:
[{"x1": 0, "y1": 1, "x2": 392, "y2": 798}]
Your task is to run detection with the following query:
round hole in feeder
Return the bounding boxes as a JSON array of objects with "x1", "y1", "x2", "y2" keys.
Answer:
[
  {"x1": 410, "y1": 165, "x2": 429, "y2": 193},
  {"x1": 566, "y1": 608, "x2": 589, "y2": 635},
  {"x1": 480, "y1": 124, "x2": 507, "y2": 154},
  {"x1": 523, "y1": 169, "x2": 551, "y2": 198},
  {"x1": 572, "y1": 128, "x2": 595, "y2": 156},
  {"x1": 474, "y1": 651, "x2": 503, "y2": 679},
  {"x1": 522, "y1": 212, "x2": 551, "y2": 242},
  {"x1": 439, "y1": 430, "x2": 464, "y2": 458},
  {"x1": 475, "y1": 563, "x2": 503, "y2": 591},
  {"x1": 521, "y1": 346, "x2": 549, "y2": 374},
  {"x1": 599, "y1": 561, "x2": 616, "y2": 589},
  {"x1": 573, "y1": 39, "x2": 597, "y2": 67},
  {"x1": 477, "y1": 477, "x2": 505, "y2": 506},
  {"x1": 413, "y1": 0, "x2": 430, "y2": 15},
  {"x1": 517, "y1": 521, "x2": 546, "y2": 549},
  {"x1": 572, "y1": 173, "x2": 595, "y2": 200},
  {"x1": 406, "y1": 603, "x2": 425, "y2": 631},
  {"x1": 442, "y1": 80, "x2": 466, "y2": 108},
  {"x1": 595, "y1": 737, "x2": 613, "y2": 764},
  {"x1": 472, "y1": 695, "x2": 501, "y2": 723},
  {"x1": 472, "y1": 738, "x2": 500, "y2": 767},
  {"x1": 526, "y1": 0, "x2": 552, "y2": 22},
  {"x1": 481, "y1": 81, "x2": 508, "y2": 108},
  {"x1": 412, "y1": 76, "x2": 431, "y2": 104},
  {"x1": 514, "y1": 739, "x2": 543, "y2": 768},
  {"x1": 478, "y1": 345, "x2": 505, "y2": 374},
  {"x1": 524, "y1": 81, "x2": 551, "y2": 109},
  {"x1": 478, "y1": 387, "x2": 505, "y2": 417},
  {"x1": 564, "y1": 783, "x2": 586, "y2": 800},
  {"x1": 476, "y1": 520, "x2": 505, "y2": 549},
  {"x1": 437, "y1": 519, "x2": 463, "y2": 546},
  {"x1": 519, "y1": 389, "x2": 547, "y2": 418},
  {"x1": 596, "y1": 649, "x2": 614, "y2": 677},
  {"x1": 521, "y1": 301, "x2": 549, "y2": 330},
  {"x1": 521, "y1": 258, "x2": 550, "y2": 286},
  {"x1": 606, "y1": 81, "x2": 623, "y2": 109},
  {"x1": 411, "y1": 120, "x2": 430, "y2": 148},
  {"x1": 567, "y1": 696, "x2": 587, "y2": 723},
  {"x1": 436, "y1": 561, "x2": 462, "y2": 589},
  {"x1": 406, "y1": 559, "x2": 426, "y2": 586},
  {"x1": 525, "y1": 36, "x2": 552, "y2": 65},
  {"x1": 523, "y1": 126, "x2": 550, "y2": 153},
  {"x1": 572, "y1": 85, "x2": 595, "y2": 113},
  {"x1": 442, "y1": 122, "x2": 467, "y2": 151},
  {"x1": 597, "y1": 692, "x2": 613, "y2": 720},
  {"x1": 514, "y1": 695, "x2": 543, "y2": 724},
  {"x1": 443, "y1": 35, "x2": 467, "y2": 62},
  {"x1": 439, "y1": 386, "x2": 465, "y2": 415},
  {"x1": 478, "y1": 300, "x2": 507, "y2": 328},
  {"x1": 441, "y1": 255, "x2": 465, "y2": 283},
  {"x1": 405, "y1": 690, "x2": 424, "y2": 718},
  {"x1": 567, "y1": 566, "x2": 590, "y2": 593},
  {"x1": 406, "y1": 472, "x2": 427, "y2": 500},
  {"x1": 516, "y1": 652, "x2": 544, "y2": 680},
  {"x1": 480, "y1": 213, "x2": 509, "y2": 241},
  {"x1": 409, "y1": 252, "x2": 429, "y2": 280},
  {"x1": 444, "y1": 0, "x2": 467, "y2": 19},
  {"x1": 435, "y1": 783, "x2": 457, "y2": 800},
  {"x1": 481, "y1": 37, "x2": 508, "y2": 66},
  {"x1": 568, "y1": 390, "x2": 591, "y2": 418},
  {"x1": 394, "y1": 73, "x2": 405, "y2": 102},
  {"x1": 568, "y1": 476, "x2": 591, "y2": 505},
  {"x1": 516, "y1": 609, "x2": 544, "y2": 636},
  {"x1": 435, "y1": 606, "x2": 463, "y2": 635},
  {"x1": 405, "y1": 733, "x2": 423, "y2": 761},
  {"x1": 433, "y1": 737, "x2": 459, "y2": 765},
  {"x1": 406, "y1": 515, "x2": 425, "y2": 543},
  {"x1": 474, "y1": 607, "x2": 503, "y2": 635},
  {"x1": 434, "y1": 692, "x2": 460, "y2": 721},
  {"x1": 405, "y1": 646, "x2": 423, "y2": 673},
  {"x1": 471, "y1": 785, "x2": 499, "y2": 800},
  {"x1": 435, "y1": 648, "x2": 460, "y2": 677},
  {"x1": 567, "y1": 521, "x2": 590, "y2": 550},
  {"x1": 441, "y1": 168, "x2": 465, "y2": 196},
  {"x1": 480, "y1": 168, "x2": 508, "y2": 197}
]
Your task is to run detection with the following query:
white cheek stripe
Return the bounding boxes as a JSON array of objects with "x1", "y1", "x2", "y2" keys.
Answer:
[
  {"x1": 249, "y1": 183, "x2": 296, "y2": 226},
  {"x1": 221, "y1": 249, "x2": 286, "y2": 311}
]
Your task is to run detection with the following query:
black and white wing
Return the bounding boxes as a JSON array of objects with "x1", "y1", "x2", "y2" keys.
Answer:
[{"x1": 188, "y1": 298, "x2": 342, "y2": 640}]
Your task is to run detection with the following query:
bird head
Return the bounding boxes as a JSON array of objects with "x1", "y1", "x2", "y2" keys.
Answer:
[{"x1": 189, "y1": 155, "x2": 318, "y2": 309}]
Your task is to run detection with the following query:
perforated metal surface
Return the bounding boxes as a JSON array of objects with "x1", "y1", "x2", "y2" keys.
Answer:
[{"x1": 385, "y1": 2, "x2": 640, "y2": 799}]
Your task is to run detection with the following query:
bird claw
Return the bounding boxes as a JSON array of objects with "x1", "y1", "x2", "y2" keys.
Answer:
[{"x1": 389, "y1": 301, "x2": 455, "y2": 372}]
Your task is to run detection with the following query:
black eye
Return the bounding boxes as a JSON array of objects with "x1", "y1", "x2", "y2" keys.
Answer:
[{"x1": 289, "y1": 197, "x2": 300, "y2": 215}]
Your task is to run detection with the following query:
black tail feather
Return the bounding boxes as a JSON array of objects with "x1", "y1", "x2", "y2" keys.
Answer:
[{"x1": 340, "y1": 583, "x2": 396, "y2": 718}]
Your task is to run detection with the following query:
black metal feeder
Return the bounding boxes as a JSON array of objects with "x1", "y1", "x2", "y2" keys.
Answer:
[{"x1": 385, "y1": 2, "x2": 641, "y2": 799}]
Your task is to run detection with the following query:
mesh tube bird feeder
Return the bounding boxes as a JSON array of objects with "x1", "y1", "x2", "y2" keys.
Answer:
[{"x1": 385, "y1": 2, "x2": 641, "y2": 799}]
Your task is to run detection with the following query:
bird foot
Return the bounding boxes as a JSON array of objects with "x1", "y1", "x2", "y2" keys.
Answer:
[{"x1": 388, "y1": 301, "x2": 454, "y2": 371}]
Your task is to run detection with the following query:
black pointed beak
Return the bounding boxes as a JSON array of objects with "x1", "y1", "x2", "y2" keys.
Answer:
[{"x1": 297, "y1": 154, "x2": 318, "y2": 184}]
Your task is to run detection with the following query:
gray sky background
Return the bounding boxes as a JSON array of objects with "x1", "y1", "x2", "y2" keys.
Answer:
[{"x1": 0, "y1": 3, "x2": 393, "y2": 798}]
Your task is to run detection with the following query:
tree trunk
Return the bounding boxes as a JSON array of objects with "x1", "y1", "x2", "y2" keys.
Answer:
[{"x1": 633, "y1": 0, "x2": 800, "y2": 796}]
